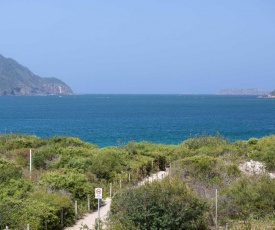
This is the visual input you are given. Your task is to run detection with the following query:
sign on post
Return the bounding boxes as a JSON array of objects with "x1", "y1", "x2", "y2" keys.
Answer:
[
  {"x1": 95, "y1": 188, "x2": 102, "y2": 199},
  {"x1": 95, "y1": 188, "x2": 102, "y2": 230}
]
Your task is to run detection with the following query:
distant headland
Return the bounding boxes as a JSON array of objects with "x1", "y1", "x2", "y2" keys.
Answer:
[
  {"x1": 218, "y1": 88, "x2": 270, "y2": 96},
  {"x1": 268, "y1": 90, "x2": 275, "y2": 98},
  {"x1": 0, "y1": 54, "x2": 73, "y2": 96}
]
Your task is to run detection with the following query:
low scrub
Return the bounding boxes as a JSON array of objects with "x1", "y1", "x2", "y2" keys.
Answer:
[{"x1": 110, "y1": 178, "x2": 209, "y2": 230}]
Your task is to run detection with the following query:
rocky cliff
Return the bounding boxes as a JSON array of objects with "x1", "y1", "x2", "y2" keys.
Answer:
[{"x1": 0, "y1": 54, "x2": 73, "y2": 96}]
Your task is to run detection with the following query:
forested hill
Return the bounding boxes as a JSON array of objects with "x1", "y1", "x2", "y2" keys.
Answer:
[{"x1": 0, "y1": 54, "x2": 73, "y2": 96}]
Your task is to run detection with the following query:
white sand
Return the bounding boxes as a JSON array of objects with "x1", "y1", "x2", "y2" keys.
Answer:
[{"x1": 239, "y1": 160, "x2": 275, "y2": 178}]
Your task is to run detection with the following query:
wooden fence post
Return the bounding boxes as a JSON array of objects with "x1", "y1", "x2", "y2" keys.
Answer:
[
  {"x1": 75, "y1": 200, "x2": 78, "y2": 216},
  {"x1": 61, "y1": 208, "x2": 64, "y2": 228},
  {"x1": 88, "y1": 194, "x2": 90, "y2": 211}
]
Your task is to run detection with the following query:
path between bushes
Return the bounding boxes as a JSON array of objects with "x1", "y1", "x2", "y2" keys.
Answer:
[
  {"x1": 65, "y1": 170, "x2": 169, "y2": 230},
  {"x1": 65, "y1": 197, "x2": 111, "y2": 230}
]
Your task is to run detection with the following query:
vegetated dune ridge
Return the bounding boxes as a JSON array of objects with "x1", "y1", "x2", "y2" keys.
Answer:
[{"x1": 1, "y1": 134, "x2": 275, "y2": 229}]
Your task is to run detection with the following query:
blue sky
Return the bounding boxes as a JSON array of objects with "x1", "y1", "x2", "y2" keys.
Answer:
[{"x1": 1, "y1": 1, "x2": 275, "y2": 94}]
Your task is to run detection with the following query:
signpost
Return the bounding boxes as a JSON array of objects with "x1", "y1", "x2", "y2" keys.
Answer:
[
  {"x1": 215, "y1": 189, "x2": 218, "y2": 230},
  {"x1": 95, "y1": 188, "x2": 102, "y2": 230},
  {"x1": 30, "y1": 149, "x2": 32, "y2": 179}
]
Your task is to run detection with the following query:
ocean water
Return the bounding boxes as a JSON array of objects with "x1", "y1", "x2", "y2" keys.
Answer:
[{"x1": 0, "y1": 95, "x2": 274, "y2": 147}]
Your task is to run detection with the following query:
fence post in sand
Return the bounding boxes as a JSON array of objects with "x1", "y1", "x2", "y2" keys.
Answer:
[
  {"x1": 88, "y1": 194, "x2": 91, "y2": 211},
  {"x1": 215, "y1": 189, "x2": 218, "y2": 230},
  {"x1": 29, "y1": 149, "x2": 32, "y2": 180},
  {"x1": 98, "y1": 198, "x2": 100, "y2": 230},
  {"x1": 75, "y1": 200, "x2": 78, "y2": 216},
  {"x1": 61, "y1": 208, "x2": 64, "y2": 228}
]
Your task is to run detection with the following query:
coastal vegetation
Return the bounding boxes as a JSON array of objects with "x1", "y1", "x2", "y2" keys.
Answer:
[{"x1": 0, "y1": 134, "x2": 275, "y2": 229}]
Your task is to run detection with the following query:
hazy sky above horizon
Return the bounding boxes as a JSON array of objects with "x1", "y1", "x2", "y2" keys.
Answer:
[{"x1": 1, "y1": 1, "x2": 275, "y2": 94}]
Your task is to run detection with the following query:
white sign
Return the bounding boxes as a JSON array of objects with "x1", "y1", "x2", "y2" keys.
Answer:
[{"x1": 95, "y1": 188, "x2": 102, "y2": 199}]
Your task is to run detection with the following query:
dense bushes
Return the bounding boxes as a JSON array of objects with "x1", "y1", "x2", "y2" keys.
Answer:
[
  {"x1": 0, "y1": 134, "x2": 46, "y2": 150},
  {"x1": 220, "y1": 176, "x2": 275, "y2": 221},
  {"x1": 110, "y1": 178, "x2": 209, "y2": 230},
  {"x1": 0, "y1": 192, "x2": 75, "y2": 230},
  {"x1": 48, "y1": 136, "x2": 98, "y2": 149},
  {"x1": 248, "y1": 136, "x2": 275, "y2": 170},
  {"x1": 0, "y1": 158, "x2": 22, "y2": 182},
  {"x1": 173, "y1": 155, "x2": 240, "y2": 188},
  {"x1": 0, "y1": 179, "x2": 32, "y2": 201},
  {"x1": 39, "y1": 169, "x2": 95, "y2": 200},
  {"x1": 184, "y1": 134, "x2": 228, "y2": 151},
  {"x1": 1, "y1": 134, "x2": 275, "y2": 229}
]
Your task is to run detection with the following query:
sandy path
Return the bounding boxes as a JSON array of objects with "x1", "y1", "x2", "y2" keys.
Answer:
[
  {"x1": 66, "y1": 198, "x2": 111, "y2": 230},
  {"x1": 138, "y1": 169, "x2": 169, "y2": 186},
  {"x1": 65, "y1": 170, "x2": 169, "y2": 230}
]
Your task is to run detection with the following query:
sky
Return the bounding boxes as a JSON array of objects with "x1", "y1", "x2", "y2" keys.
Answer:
[{"x1": 1, "y1": 1, "x2": 275, "y2": 94}]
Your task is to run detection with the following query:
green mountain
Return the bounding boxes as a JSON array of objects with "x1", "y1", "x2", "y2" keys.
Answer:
[{"x1": 0, "y1": 54, "x2": 73, "y2": 95}]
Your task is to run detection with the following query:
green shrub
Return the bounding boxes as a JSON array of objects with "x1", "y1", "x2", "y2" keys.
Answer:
[
  {"x1": 0, "y1": 199, "x2": 22, "y2": 229},
  {"x1": 111, "y1": 178, "x2": 209, "y2": 230},
  {"x1": 247, "y1": 135, "x2": 275, "y2": 171},
  {"x1": 17, "y1": 198, "x2": 61, "y2": 230},
  {"x1": 50, "y1": 147, "x2": 94, "y2": 171},
  {"x1": 0, "y1": 158, "x2": 22, "y2": 182},
  {"x1": 0, "y1": 192, "x2": 74, "y2": 230},
  {"x1": 184, "y1": 134, "x2": 227, "y2": 150},
  {"x1": 248, "y1": 138, "x2": 258, "y2": 146},
  {"x1": 31, "y1": 191, "x2": 75, "y2": 228},
  {"x1": 2, "y1": 134, "x2": 46, "y2": 150},
  {"x1": 48, "y1": 136, "x2": 98, "y2": 149},
  {"x1": 178, "y1": 155, "x2": 219, "y2": 183},
  {"x1": 89, "y1": 148, "x2": 128, "y2": 180},
  {"x1": 0, "y1": 179, "x2": 32, "y2": 201},
  {"x1": 39, "y1": 169, "x2": 94, "y2": 200},
  {"x1": 220, "y1": 176, "x2": 275, "y2": 221}
]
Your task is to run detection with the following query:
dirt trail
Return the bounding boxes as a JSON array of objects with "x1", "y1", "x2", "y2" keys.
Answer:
[
  {"x1": 65, "y1": 169, "x2": 169, "y2": 230},
  {"x1": 65, "y1": 197, "x2": 111, "y2": 230}
]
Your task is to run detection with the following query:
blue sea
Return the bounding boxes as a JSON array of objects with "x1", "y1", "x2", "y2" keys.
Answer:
[{"x1": 0, "y1": 95, "x2": 274, "y2": 147}]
